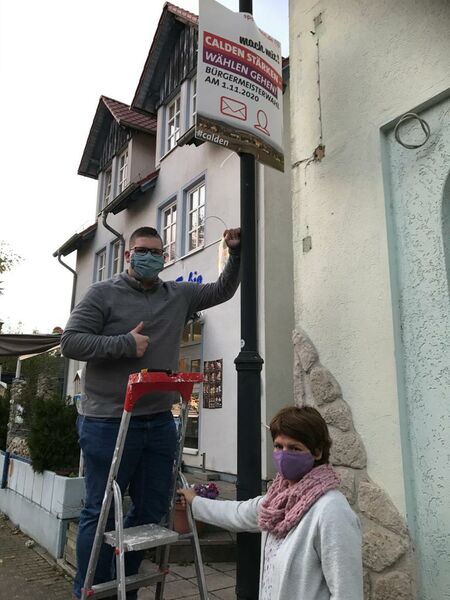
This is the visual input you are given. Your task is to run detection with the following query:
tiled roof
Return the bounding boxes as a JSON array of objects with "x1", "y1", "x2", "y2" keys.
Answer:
[
  {"x1": 78, "y1": 96, "x2": 157, "y2": 179},
  {"x1": 132, "y1": 3, "x2": 198, "y2": 112},
  {"x1": 165, "y1": 2, "x2": 198, "y2": 25},
  {"x1": 101, "y1": 96, "x2": 157, "y2": 134}
]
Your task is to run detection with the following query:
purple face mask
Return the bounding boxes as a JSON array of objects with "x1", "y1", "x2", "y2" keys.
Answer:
[{"x1": 273, "y1": 450, "x2": 315, "y2": 481}]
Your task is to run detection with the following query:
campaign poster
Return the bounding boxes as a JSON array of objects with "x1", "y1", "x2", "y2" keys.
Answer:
[{"x1": 196, "y1": 0, "x2": 284, "y2": 171}]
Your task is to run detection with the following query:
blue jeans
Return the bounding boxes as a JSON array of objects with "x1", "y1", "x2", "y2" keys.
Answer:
[{"x1": 73, "y1": 412, "x2": 177, "y2": 599}]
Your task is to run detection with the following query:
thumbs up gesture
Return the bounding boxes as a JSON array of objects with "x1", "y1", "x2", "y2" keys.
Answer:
[{"x1": 129, "y1": 321, "x2": 150, "y2": 357}]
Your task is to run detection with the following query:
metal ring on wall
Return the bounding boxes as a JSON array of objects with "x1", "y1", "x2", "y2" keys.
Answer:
[{"x1": 394, "y1": 112, "x2": 431, "y2": 149}]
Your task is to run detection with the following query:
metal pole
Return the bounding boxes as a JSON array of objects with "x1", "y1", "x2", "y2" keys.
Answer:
[{"x1": 235, "y1": 4, "x2": 263, "y2": 598}]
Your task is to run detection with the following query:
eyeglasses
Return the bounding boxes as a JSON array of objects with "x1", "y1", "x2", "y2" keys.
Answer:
[{"x1": 131, "y1": 246, "x2": 165, "y2": 257}]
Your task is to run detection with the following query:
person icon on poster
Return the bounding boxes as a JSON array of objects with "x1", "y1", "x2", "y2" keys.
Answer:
[{"x1": 254, "y1": 109, "x2": 270, "y2": 136}]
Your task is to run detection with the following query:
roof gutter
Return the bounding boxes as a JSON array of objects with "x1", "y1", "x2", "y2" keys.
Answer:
[
  {"x1": 54, "y1": 252, "x2": 77, "y2": 312},
  {"x1": 53, "y1": 252, "x2": 77, "y2": 399},
  {"x1": 101, "y1": 210, "x2": 125, "y2": 272}
]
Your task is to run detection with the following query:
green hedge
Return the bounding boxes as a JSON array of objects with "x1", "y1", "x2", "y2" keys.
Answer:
[{"x1": 28, "y1": 396, "x2": 79, "y2": 474}]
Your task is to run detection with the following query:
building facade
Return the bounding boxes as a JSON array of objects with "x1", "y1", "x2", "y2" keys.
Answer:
[
  {"x1": 289, "y1": 1, "x2": 450, "y2": 598},
  {"x1": 55, "y1": 4, "x2": 293, "y2": 481}
]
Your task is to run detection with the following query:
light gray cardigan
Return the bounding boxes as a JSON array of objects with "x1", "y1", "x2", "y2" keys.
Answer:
[{"x1": 192, "y1": 489, "x2": 363, "y2": 600}]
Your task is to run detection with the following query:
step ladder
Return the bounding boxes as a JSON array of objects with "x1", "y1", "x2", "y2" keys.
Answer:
[{"x1": 80, "y1": 370, "x2": 208, "y2": 600}]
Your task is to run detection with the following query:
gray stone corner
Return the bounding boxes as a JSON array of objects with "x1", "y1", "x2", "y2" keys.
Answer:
[
  {"x1": 329, "y1": 427, "x2": 367, "y2": 469},
  {"x1": 364, "y1": 570, "x2": 372, "y2": 600},
  {"x1": 292, "y1": 327, "x2": 415, "y2": 597},
  {"x1": 309, "y1": 365, "x2": 343, "y2": 405},
  {"x1": 358, "y1": 480, "x2": 409, "y2": 537},
  {"x1": 372, "y1": 570, "x2": 414, "y2": 600},
  {"x1": 334, "y1": 466, "x2": 358, "y2": 505},
  {"x1": 362, "y1": 522, "x2": 410, "y2": 573},
  {"x1": 292, "y1": 329, "x2": 319, "y2": 373},
  {"x1": 317, "y1": 397, "x2": 354, "y2": 431}
]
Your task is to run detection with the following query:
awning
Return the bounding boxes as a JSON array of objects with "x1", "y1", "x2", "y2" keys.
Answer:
[{"x1": 0, "y1": 334, "x2": 62, "y2": 358}]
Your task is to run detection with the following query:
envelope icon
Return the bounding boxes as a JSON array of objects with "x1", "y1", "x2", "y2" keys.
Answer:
[{"x1": 220, "y1": 96, "x2": 247, "y2": 121}]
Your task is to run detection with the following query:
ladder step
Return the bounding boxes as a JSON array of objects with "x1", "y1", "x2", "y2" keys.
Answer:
[
  {"x1": 104, "y1": 523, "x2": 179, "y2": 552},
  {"x1": 89, "y1": 571, "x2": 165, "y2": 598}
]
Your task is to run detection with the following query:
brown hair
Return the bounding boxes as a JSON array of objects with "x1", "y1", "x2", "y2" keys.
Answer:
[
  {"x1": 129, "y1": 227, "x2": 162, "y2": 248},
  {"x1": 269, "y1": 406, "x2": 332, "y2": 465}
]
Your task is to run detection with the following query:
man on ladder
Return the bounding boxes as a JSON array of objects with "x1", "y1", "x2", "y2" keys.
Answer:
[{"x1": 61, "y1": 225, "x2": 241, "y2": 599}]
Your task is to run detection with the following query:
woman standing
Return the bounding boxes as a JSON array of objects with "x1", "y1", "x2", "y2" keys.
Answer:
[{"x1": 178, "y1": 406, "x2": 363, "y2": 599}]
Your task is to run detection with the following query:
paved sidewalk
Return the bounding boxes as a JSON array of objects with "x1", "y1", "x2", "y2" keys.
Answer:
[
  {"x1": 0, "y1": 514, "x2": 236, "y2": 599},
  {"x1": 138, "y1": 560, "x2": 236, "y2": 600},
  {"x1": 0, "y1": 516, "x2": 72, "y2": 599}
]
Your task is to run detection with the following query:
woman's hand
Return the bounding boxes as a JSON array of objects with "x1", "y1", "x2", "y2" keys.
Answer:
[{"x1": 177, "y1": 487, "x2": 197, "y2": 506}]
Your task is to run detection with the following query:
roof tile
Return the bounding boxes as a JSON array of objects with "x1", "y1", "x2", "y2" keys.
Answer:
[
  {"x1": 101, "y1": 96, "x2": 157, "y2": 134},
  {"x1": 165, "y1": 2, "x2": 198, "y2": 25}
]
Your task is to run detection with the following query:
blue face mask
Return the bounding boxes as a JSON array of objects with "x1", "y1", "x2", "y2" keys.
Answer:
[{"x1": 130, "y1": 252, "x2": 164, "y2": 281}]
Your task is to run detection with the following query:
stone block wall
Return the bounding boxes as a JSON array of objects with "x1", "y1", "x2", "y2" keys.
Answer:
[
  {"x1": 6, "y1": 378, "x2": 30, "y2": 458},
  {"x1": 293, "y1": 329, "x2": 416, "y2": 600}
]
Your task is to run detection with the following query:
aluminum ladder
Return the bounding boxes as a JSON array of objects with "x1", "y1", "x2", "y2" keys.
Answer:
[{"x1": 80, "y1": 370, "x2": 208, "y2": 600}]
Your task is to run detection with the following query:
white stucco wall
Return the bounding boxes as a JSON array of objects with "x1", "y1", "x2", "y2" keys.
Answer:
[
  {"x1": 129, "y1": 133, "x2": 156, "y2": 183},
  {"x1": 289, "y1": 0, "x2": 450, "y2": 516},
  {"x1": 260, "y1": 86, "x2": 294, "y2": 479}
]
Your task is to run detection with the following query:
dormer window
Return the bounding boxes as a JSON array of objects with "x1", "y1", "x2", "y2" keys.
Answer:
[
  {"x1": 118, "y1": 148, "x2": 129, "y2": 193},
  {"x1": 167, "y1": 95, "x2": 181, "y2": 151}
]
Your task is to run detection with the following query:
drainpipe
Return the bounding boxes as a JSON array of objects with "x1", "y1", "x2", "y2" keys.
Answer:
[
  {"x1": 53, "y1": 252, "x2": 77, "y2": 398},
  {"x1": 102, "y1": 210, "x2": 125, "y2": 272},
  {"x1": 55, "y1": 253, "x2": 77, "y2": 312}
]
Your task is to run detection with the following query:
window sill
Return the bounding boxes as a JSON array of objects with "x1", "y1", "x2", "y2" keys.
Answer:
[
  {"x1": 177, "y1": 126, "x2": 205, "y2": 148},
  {"x1": 183, "y1": 447, "x2": 199, "y2": 455},
  {"x1": 179, "y1": 246, "x2": 205, "y2": 261},
  {"x1": 160, "y1": 144, "x2": 179, "y2": 162}
]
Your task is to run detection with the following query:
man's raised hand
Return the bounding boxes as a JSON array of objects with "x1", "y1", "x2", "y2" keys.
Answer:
[
  {"x1": 130, "y1": 321, "x2": 149, "y2": 357},
  {"x1": 223, "y1": 228, "x2": 241, "y2": 250}
]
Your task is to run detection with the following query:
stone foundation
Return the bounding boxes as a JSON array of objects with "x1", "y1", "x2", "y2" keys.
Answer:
[{"x1": 293, "y1": 329, "x2": 416, "y2": 599}]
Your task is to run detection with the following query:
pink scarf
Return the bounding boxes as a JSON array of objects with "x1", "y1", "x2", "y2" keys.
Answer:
[{"x1": 258, "y1": 464, "x2": 340, "y2": 538}]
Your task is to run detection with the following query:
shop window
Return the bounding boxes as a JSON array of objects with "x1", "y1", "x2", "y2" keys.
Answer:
[{"x1": 172, "y1": 319, "x2": 203, "y2": 451}]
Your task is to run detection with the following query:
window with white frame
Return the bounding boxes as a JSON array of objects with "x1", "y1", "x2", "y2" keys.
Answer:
[
  {"x1": 162, "y1": 202, "x2": 177, "y2": 263},
  {"x1": 118, "y1": 148, "x2": 129, "y2": 193},
  {"x1": 111, "y1": 239, "x2": 121, "y2": 275},
  {"x1": 167, "y1": 95, "x2": 181, "y2": 152},
  {"x1": 96, "y1": 249, "x2": 107, "y2": 282},
  {"x1": 190, "y1": 78, "x2": 197, "y2": 126},
  {"x1": 187, "y1": 182, "x2": 205, "y2": 252},
  {"x1": 102, "y1": 168, "x2": 112, "y2": 210}
]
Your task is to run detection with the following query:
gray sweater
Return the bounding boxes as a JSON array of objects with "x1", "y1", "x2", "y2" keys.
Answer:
[
  {"x1": 192, "y1": 490, "x2": 363, "y2": 600},
  {"x1": 61, "y1": 251, "x2": 240, "y2": 417}
]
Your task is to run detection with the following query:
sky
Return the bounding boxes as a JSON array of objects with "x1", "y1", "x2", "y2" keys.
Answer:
[{"x1": 0, "y1": 0, "x2": 288, "y2": 334}]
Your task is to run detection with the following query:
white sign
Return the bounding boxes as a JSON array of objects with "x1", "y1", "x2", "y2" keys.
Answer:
[{"x1": 196, "y1": 0, "x2": 284, "y2": 171}]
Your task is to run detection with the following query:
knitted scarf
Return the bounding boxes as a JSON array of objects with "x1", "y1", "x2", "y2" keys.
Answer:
[{"x1": 258, "y1": 464, "x2": 340, "y2": 538}]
